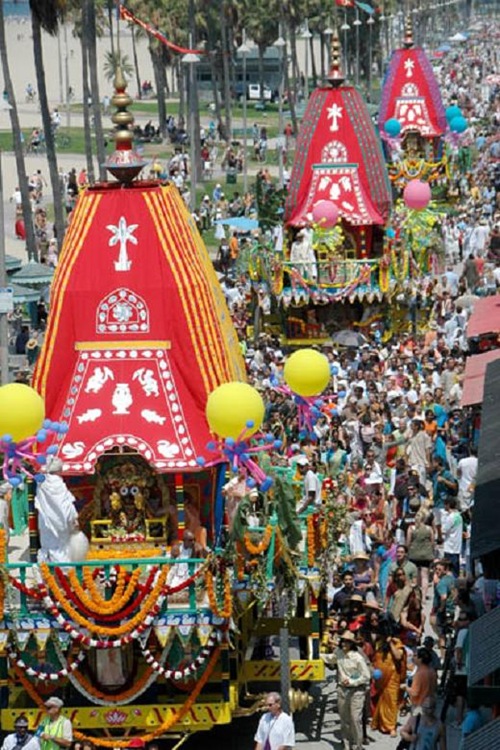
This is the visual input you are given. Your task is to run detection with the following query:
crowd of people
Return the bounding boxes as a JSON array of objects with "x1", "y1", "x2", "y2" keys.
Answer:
[{"x1": 217, "y1": 27, "x2": 500, "y2": 750}]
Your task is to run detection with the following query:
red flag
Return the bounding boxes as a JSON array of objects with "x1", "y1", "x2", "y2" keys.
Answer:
[{"x1": 335, "y1": 0, "x2": 355, "y2": 6}]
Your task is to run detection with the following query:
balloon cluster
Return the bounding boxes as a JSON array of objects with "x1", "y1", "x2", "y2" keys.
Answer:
[
  {"x1": 279, "y1": 349, "x2": 332, "y2": 440},
  {"x1": 197, "y1": 428, "x2": 281, "y2": 492},
  {"x1": 1, "y1": 420, "x2": 69, "y2": 487},
  {"x1": 200, "y1": 382, "x2": 277, "y2": 491},
  {"x1": 0, "y1": 383, "x2": 67, "y2": 487},
  {"x1": 445, "y1": 104, "x2": 468, "y2": 147}
]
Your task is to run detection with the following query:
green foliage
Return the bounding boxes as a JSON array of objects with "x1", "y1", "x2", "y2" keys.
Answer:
[{"x1": 103, "y1": 51, "x2": 134, "y2": 82}]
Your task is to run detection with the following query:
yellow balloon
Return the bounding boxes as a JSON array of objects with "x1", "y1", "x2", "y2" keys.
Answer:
[
  {"x1": 0, "y1": 384, "x2": 45, "y2": 442},
  {"x1": 206, "y1": 382, "x2": 265, "y2": 439},
  {"x1": 284, "y1": 349, "x2": 331, "y2": 397}
]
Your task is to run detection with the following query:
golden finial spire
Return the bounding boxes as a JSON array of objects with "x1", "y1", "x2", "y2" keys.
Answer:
[
  {"x1": 327, "y1": 29, "x2": 345, "y2": 87},
  {"x1": 105, "y1": 67, "x2": 146, "y2": 184},
  {"x1": 403, "y1": 17, "x2": 414, "y2": 48}
]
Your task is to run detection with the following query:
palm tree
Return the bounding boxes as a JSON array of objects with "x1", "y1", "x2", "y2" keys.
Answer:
[
  {"x1": 0, "y1": 1, "x2": 37, "y2": 260},
  {"x1": 103, "y1": 51, "x2": 134, "y2": 82},
  {"x1": 83, "y1": 0, "x2": 107, "y2": 181},
  {"x1": 29, "y1": 0, "x2": 67, "y2": 248}
]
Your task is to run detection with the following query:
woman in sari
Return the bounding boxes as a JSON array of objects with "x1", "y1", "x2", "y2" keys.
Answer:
[
  {"x1": 374, "y1": 531, "x2": 397, "y2": 603},
  {"x1": 371, "y1": 628, "x2": 406, "y2": 736}
]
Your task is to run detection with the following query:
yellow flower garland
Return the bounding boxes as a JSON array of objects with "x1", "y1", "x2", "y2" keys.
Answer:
[
  {"x1": 40, "y1": 563, "x2": 168, "y2": 637},
  {"x1": 307, "y1": 515, "x2": 315, "y2": 567},
  {"x1": 205, "y1": 569, "x2": 232, "y2": 619},
  {"x1": 15, "y1": 646, "x2": 221, "y2": 747},
  {"x1": 0, "y1": 528, "x2": 6, "y2": 620},
  {"x1": 66, "y1": 566, "x2": 143, "y2": 615},
  {"x1": 243, "y1": 525, "x2": 272, "y2": 555}
]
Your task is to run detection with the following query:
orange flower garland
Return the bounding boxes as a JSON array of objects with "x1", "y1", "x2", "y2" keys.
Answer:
[
  {"x1": 307, "y1": 515, "x2": 315, "y2": 567},
  {"x1": 66, "y1": 566, "x2": 143, "y2": 615},
  {"x1": 13, "y1": 647, "x2": 221, "y2": 747},
  {"x1": 0, "y1": 528, "x2": 6, "y2": 619},
  {"x1": 243, "y1": 524, "x2": 272, "y2": 555},
  {"x1": 71, "y1": 664, "x2": 155, "y2": 703},
  {"x1": 235, "y1": 541, "x2": 245, "y2": 582},
  {"x1": 40, "y1": 563, "x2": 168, "y2": 637},
  {"x1": 205, "y1": 569, "x2": 232, "y2": 619}
]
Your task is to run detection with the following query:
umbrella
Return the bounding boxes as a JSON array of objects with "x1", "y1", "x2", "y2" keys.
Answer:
[
  {"x1": 449, "y1": 32, "x2": 467, "y2": 42},
  {"x1": 455, "y1": 294, "x2": 479, "y2": 310},
  {"x1": 485, "y1": 74, "x2": 500, "y2": 86},
  {"x1": 438, "y1": 43, "x2": 452, "y2": 52},
  {"x1": 215, "y1": 217, "x2": 259, "y2": 231},
  {"x1": 10, "y1": 260, "x2": 54, "y2": 286},
  {"x1": 331, "y1": 330, "x2": 367, "y2": 348}
]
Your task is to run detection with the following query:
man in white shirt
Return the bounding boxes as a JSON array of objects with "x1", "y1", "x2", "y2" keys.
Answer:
[
  {"x1": 457, "y1": 448, "x2": 478, "y2": 511},
  {"x1": 1, "y1": 717, "x2": 39, "y2": 750},
  {"x1": 442, "y1": 497, "x2": 463, "y2": 578},
  {"x1": 254, "y1": 692, "x2": 295, "y2": 750},
  {"x1": 296, "y1": 457, "x2": 322, "y2": 513}
]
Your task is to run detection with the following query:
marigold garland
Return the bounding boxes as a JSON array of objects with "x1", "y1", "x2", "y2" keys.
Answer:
[
  {"x1": 307, "y1": 515, "x2": 315, "y2": 567},
  {"x1": 78, "y1": 565, "x2": 139, "y2": 613},
  {"x1": 205, "y1": 570, "x2": 232, "y2": 619},
  {"x1": 75, "y1": 648, "x2": 221, "y2": 747},
  {"x1": 0, "y1": 528, "x2": 6, "y2": 619},
  {"x1": 71, "y1": 663, "x2": 156, "y2": 704},
  {"x1": 39, "y1": 563, "x2": 168, "y2": 637},
  {"x1": 54, "y1": 566, "x2": 158, "y2": 624},
  {"x1": 243, "y1": 524, "x2": 272, "y2": 555}
]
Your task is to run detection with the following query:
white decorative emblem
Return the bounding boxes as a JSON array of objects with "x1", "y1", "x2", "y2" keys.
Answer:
[
  {"x1": 404, "y1": 58, "x2": 415, "y2": 78},
  {"x1": 113, "y1": 302, "x2": 133, "y2": 323},
  {"x1": 85, "y1": 366, "x2": 114, "y2": 394},
  {"x1": 157, "y1": 440, "x2": 181, "y2": 458},
  {"x1": 111, "y1": 383, "x2": 133, "y2": 414},
  {"x1": 321, "y1": 139, "x2": 348, "y2": 164},
  {"x1": 133, "y1": 368, "x2": 159, "y2": 397},
  {"x1": 326, "y1": 103, "x2": 343, "y2": 132},
  {"x1": 107, "y1": 217, "x2": 138, "y2": 272},
  {"x1": 61, "y1": 442, "x2": 85, "y2": 458},
  {"x1": 76, "y1": 408, "x2": 102, "y2": 424},
  {"x1": 141, "y1": 409, "x2": 166, "y2": 425}
]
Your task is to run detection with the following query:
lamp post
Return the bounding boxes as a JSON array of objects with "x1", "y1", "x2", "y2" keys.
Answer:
[
  {"x1": 237, "y1": 31, "x2": 250, "y2": 195},
  {"x1": 340, "y1": 18, "x2": 350, "y2": 76},
  {"x1": 64, "y1": 24, "x2": 71, "y2": 129},
  {"x1": 353, "y1": 8, "x2": 362, "y2": 87},
  {"x1": 182, "y1": 42, "x2": 200, "y2": 213},
  {"x1": 367, "y1": 16, "x2": 375, "y2": 101},
  {"x1": 323, "y1": 25, "x2": 333, "y2": 81},
  {"x1": 274, "y1": 30, "x2": 286, "y2": 188},
  {"x1": 0, "y1": 150, "x2": 8, "y2": 386},
  {"x1": 302, "y1": 20, "x2": 312, "y2": 101}
]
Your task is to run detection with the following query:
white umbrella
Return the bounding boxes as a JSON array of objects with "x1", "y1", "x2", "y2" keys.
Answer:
[{"x1": 455, "y1": 294, "x2": 479, "y2": 310}]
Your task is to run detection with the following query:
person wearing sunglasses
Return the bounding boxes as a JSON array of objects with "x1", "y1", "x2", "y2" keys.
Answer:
[{"x1": 254, "y1": 692, "x2": 295, "y2": 750}]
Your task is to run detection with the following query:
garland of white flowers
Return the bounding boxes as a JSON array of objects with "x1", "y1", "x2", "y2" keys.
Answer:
[
  {"x1": 52, "y1": 635, "x2": 164, "y2": 707},
  {"x1": 8, "y1": 645, "x2": 86, "y2": 681},
  {"x1": 139, "y1": 631, "x2": 218, "y2": 680}
]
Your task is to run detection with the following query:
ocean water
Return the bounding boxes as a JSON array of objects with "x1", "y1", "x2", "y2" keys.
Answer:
[{"x1": 4, "y1": 1, "x2": 30, "y2": 18}]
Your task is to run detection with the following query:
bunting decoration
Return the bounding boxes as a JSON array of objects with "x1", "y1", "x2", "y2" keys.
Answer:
[{"x1": 118, "y1": 4, "x2": 206, "y2": 55}]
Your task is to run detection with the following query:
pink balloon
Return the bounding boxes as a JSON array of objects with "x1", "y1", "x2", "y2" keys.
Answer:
[
  {"x1": 312, "y1": 200, "x2": 340, "y2": 228},
  {"x1": 403, "y1": 179, "x2": 432, "y2": 211}
]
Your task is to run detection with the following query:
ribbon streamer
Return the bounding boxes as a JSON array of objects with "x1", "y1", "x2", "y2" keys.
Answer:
[{"x1": 118, "y1": 4, "x2": 206, "y2": 55}]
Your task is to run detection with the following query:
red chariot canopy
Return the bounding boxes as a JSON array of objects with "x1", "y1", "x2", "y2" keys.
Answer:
[
  {"x1": 285, "y1": 86, "x2": 391, "y2": 227},
  {"x1": 379, "y1": 47, "x2": 447, "y2": 138},
  {"x1": 33, "y1": 183, "x2": 245, "y2": 475}
]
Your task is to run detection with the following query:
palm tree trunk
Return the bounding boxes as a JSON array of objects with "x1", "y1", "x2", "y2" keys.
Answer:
[
  {"x1": 0, "y1": 2, "x2": 37, "y2": 260},
  {"x1": 177, "y1": 59, "x2": 185, "y2": 126},
  {"x1": 131, "y1": 27, "x2": 142, "y2": 100},
  {"x1": 283, "y1": 24, "x2": 298, "y2": 135},
  {"x1": 107, "y1": 0, "x2": 115, "y2": 58},
  {"x1": 149, "y1": 43, "x2": 167, "y2": 138},
  {"x1": 84, "y1": 0, "x2": 106, "y2": 181},
  {"x1": 309, "y1": 33, "x2": 317, "y2": 89},
  {"x1": 289, "y1": 22, "x2": 300, "y2": 104},
  {"x1": 258, "y1": 45, "x2": 265, "y2": 104},
  {"x1": 31, "y1": 13, "x2": 66, "y2": 249},
  {"x1": 220, "y1": 1, "x2": 232, "y2": 139},
  {"x1": 80, "y1": 31, "x2": 94, "y2": 182}
]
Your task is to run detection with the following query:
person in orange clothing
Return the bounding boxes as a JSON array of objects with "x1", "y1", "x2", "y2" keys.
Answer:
[
  {"x1": 408, "y1": 647, "x2": 437, "y2": 710},
  {"x1": 229, "y1": 232, "x2": 239, "y2": 273}
]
